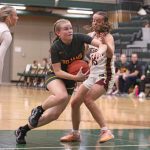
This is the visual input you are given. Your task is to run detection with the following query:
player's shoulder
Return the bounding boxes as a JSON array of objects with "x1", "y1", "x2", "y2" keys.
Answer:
[
  {"x1": 73, "y1": 33, "x2": 90, "y2": 40},
  {"x1": 51, "y1": 39, "x2": 61, "y2": 50},
  {"x1": 105, "y1": 33, "x2": 113, "y2": 39},
  {"x1": 0, "y1": 31, "x2": 12, "y2": 44},
  {"x1": 104, "y1": 33, "x2": 114, "y2": 42},
  {"x1": 0, "y1": 23, "x2": 9, "y2": 31},
  {"x1": 74, "y1": 33, "x2": 85, "y2": 37},
  {"x1": 87, "y1": 32, "x2": 95, "y2": 37}
]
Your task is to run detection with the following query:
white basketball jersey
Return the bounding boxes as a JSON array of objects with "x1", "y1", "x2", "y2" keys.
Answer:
[
  {"x1": 0, "y1": 22, "x2": 12, "y2": 44},
  {"x1": 88, "y1": 32, "x2": 115, "y2": 78}
]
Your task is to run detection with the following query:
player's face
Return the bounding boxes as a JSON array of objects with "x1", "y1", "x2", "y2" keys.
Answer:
[
  {"x1": 57, "y1": 22, "x2": 73, "y2": 43},
  {"x1": 92, "y1": 14, "x2": 104, "y2": 32},
  {"x1": 9, "y1": 10, "x2": 19, "y2": 26}
]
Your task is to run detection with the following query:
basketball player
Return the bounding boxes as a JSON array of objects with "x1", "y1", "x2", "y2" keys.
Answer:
[
  {"x1": 15, "y1": 19, "x2": 107, "y2": 144},
  {"x1": 60, "y1": 11, "x2": 115, "y2": 143},
  {"x1": 0, "y1": 5, "x2": 18, "y2": 84}
]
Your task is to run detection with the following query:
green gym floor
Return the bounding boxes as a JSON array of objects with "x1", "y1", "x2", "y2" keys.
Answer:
[{"x1": 0, "y1": 129, "x2": 150, "y2": 150}]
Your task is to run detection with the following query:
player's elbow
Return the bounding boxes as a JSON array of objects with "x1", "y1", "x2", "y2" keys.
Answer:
[
  {"x1": 107, "y1": 47, "x2": 114, "y2": 56},
  {"x1": 54, "y1": 69, "x2": 62, "y2": 77}
]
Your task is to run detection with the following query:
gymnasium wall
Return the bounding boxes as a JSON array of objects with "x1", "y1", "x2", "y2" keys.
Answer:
[
  {"x1": 10, "y1": 9, "x2": 139, "y2": 81},
  {"x1": 10, "y1": 15, "x2": 89, "y2": 81}
]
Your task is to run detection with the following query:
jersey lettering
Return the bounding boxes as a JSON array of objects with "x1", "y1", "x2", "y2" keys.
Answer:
[{"x1": 62, "y1": 53, "x2": 83, "y2": 64}]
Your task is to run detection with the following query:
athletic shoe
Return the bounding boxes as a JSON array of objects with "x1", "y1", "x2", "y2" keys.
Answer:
[
  {"x1": 106, "y1": 89, "x2": 113, "y2": 95},
  {"x1": 28, "y1": 106, "x2": 43, "y2": 127},
  {"x1": 60, "y1": 132, "x2": 81, "y2": 142},
  {"x1": 138, "y1": 92, "x2": 146, "y2": 98},
  {"x1": 112, "y1": 90, "x2": 119, "y2": 95},
  {"x1": 15, "y1": 127, "x2": 26, "y2": 144},
  {"x1": 99, "y1": 130, "x2": 114, "y2": 143},
  {"x1": 120, "y1": 93, "x2": 128, "y2": 97}
]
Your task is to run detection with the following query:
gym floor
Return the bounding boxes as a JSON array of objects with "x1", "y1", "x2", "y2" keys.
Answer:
[{"x1": 0, "y1": 85, "x2": 150, "y2": 150}]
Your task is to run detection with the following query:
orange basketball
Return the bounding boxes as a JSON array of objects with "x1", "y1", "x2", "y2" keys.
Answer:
[{"x1": 67, "y1": 60, "x2": 89, "y2": 75}]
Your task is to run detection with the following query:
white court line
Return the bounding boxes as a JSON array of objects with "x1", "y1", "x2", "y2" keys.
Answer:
[{"x1": 1, "y1": 144, "x2": 150, "y2": 149}]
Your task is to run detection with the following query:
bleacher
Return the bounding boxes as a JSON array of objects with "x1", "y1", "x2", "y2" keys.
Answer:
[
  {"x1": 118, "y1": 20, "x2": 147, "y2": 28},
  {"x1": 112, "y1": 14, "x2": 150, "y2": 56},
  {"x1": 131, "y1": 15, "x2": 150, "y2": 21},
  {"x1": 112, "y1": 27, "x2": 141, "y2": 50},
  {"x1": 112, "y1": 14, "x2": 150, "y2": 97},
  {"x1": 112, "y1": 27, "x2": 141, "y2": 34}
]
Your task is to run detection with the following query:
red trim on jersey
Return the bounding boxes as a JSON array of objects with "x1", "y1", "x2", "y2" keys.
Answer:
[{"x1": 95, "y1": 57, "x2": 112, "y2": 91}]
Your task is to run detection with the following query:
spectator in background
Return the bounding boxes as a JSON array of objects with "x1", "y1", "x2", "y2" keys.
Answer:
[
  {"x1": 29, "y1": 60, "x2": 40, "y2": 87},
  {"x1": 142, "y1": 20, "x2": 150, "y2": 41},
  {"x1": 118, "y1": 53, "x2": 142, "y2": 95},
  {"x1": 144, "y1": 20, "x2": 150, "y2": 28},
  {"x1": 138, "y1": 62, "x2": 150, "y2": 98},
  {"x1": 23, "y1": 60, "x2": 39, "y2": 87},
  {"x1": 113, "y1": 54, "x2": 118, "y2": 72},
  {"x1": 112, "y1": 54, "x2": 129, "y2": 95},
  {"x1": 37, "y1": 58, "x2": 50, "y2": 87}
]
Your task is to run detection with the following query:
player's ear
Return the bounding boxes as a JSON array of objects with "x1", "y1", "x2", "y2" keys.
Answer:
[
  {"x1": 6, "y1": 15, "x2": 12, "y2": 25},
  {"x1": 55, "y1": 31, "x2": 61, "y2": 37}
]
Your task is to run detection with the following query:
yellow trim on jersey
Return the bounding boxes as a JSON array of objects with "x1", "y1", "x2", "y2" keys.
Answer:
[{"x1": 45, "y1": 76, "x2": 57, "y2": 83}]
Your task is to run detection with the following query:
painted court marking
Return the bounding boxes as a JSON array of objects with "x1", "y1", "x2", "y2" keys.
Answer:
[{"x1": 2, "y1": 144, "x2": 150, "y2": 149}]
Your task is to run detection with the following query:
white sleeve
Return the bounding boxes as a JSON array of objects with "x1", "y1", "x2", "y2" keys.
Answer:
[{"x1": 0, "y1": 31, "x2": 12, "y2": 54}]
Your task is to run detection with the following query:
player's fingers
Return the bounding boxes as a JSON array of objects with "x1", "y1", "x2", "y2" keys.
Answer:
[
  {"x1": 77, "y1": 67, "x2": 83, "y2": 74},
  {"x1": 84, "y1": 69, "x2": 90, "y2": 76}
]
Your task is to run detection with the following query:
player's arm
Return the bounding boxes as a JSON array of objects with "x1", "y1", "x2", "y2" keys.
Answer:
[
  {"x1": 84, "y1": 44, "x2": 91, "y2": 63},
  {"x1": 83, "y1": 33, "x2": 91, "y2": 63},
  {"x1": 90, "y1": 39, "x2": 107, "y2": 59},
  {"x1": 83, "y1": 32, "x2": 92, "y2": 61},
  {"x1": 0, "y1": 31, "x2": 12, "y2": 53},
  {"x1": 91, "y1": 38, "x2": 107, "y2": 54},
  {"x1": 103, "y1": 34, "x2": 115, "y2": 57},
  {"x1": 52, "y1": 63, "x2": 86, "y2": 82},
  {"x1": 128, "y1": 70, "x2": 139, "y2": 77},
  {"x1": 80, "y1": 33, "x2": 107, "y2": 54},
  {"x1": 50, "y1": 46, "x2": 81, "y2": 81}
]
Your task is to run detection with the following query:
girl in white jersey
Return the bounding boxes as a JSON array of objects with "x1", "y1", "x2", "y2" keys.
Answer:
[
  {"x1": 60, "y1": 11, "x2": 115, "y2": 143},
  {"x1": 0, "y1": 5, "x2": 18, "y2": 84}
]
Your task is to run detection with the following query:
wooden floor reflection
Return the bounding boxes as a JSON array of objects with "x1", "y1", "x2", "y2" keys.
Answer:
[{"x1": 0, "y1": 85, "x2": 150, "y2": 130}]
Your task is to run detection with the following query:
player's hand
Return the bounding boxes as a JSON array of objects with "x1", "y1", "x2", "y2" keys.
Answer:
[{"x1": 75, "y1": 67, "x2": 89, "y2": 82}]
